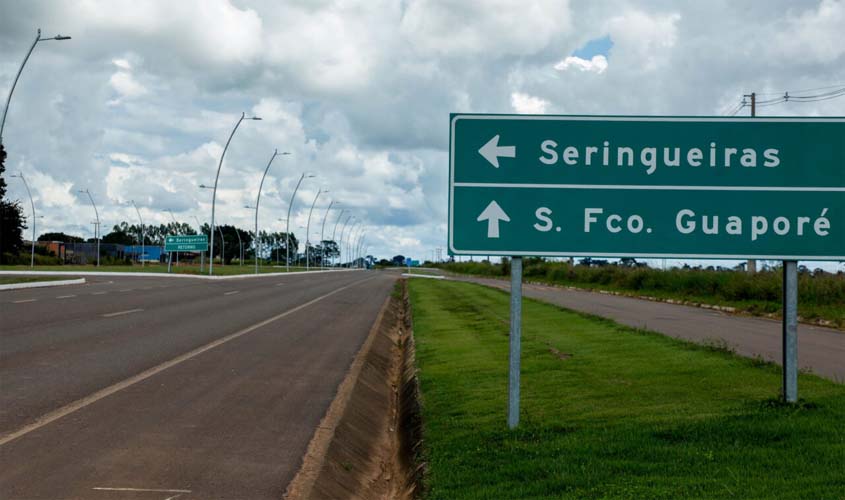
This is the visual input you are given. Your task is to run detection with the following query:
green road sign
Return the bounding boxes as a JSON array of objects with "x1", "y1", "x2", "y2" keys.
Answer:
[
  {"x1": 165, "y1": 234, "x2": 208, "y2": 252},
  {"x1": 449, "y1": 114, "x2": 844, "y2": 260}
]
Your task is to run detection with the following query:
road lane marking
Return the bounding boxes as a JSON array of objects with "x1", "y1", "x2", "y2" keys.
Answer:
[
  {"x1": 224, "y1": 290, "x2": 240, "y2": 295},
  {"x1": 56, "y1": 295, "x2": 76, "y2": 299},
  {"x1": 102, "y1": 308, "x2": 144, "y2": 318},
  {"x1": 91, "y1": 291, "x2": 107, "y2": 295},
  {"x1": 92, "y1": 487, "x2": 191, "y2": 495},
  {"x1": 276, "y1": 282, "x2": 285, "y2": 286},
  {"x1": 0, "y1": 275, "x2": 379, "y2": 447},
  {"x1": 12, "y1": 299, "x2": 37, "y2": 304},
  {"x1": 119, "y1": 289, "x2": 132, "y2": 292}
]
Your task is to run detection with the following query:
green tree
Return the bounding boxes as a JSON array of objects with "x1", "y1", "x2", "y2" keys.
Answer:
[
  {"x1": 0, "y1": 143, "x2": 26, "y2": 263},
  {"x1": 38, "y1": 232, "x2": 84, "y2": 243}
]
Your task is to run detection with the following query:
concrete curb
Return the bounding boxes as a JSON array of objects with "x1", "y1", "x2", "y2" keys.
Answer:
[
  {"x1": 0, "y1": 278, "x2": 86, "y2": 291},
  {"x1": 0, "y1": 269, "x2": 362, "y2": 281},
  {"x1": 401, "y1": 273, "x2": 445, "y2": 279}
]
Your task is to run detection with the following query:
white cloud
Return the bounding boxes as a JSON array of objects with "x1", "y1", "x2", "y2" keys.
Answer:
[
  {"x1": 400, "y1": 0, "x2": 572, "y2": 57},
  {"x1": 109, "y1": 71, "x2": 147, "y2": 98},
  {"x1": 775, "y1": 0, "x2": 845, "y2": 63},
  {"x1": 554, "y1": 55, "x2": 608, "y2": 73},
  {"x1": 605, "y1": 10, "x2": 681, "y2": 71},
  {"x1": 510, "y1": 92, "x2": 549, "y2": 114}
]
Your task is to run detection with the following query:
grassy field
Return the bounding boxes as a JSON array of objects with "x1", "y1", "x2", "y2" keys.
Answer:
[
  {"x1": 0, "y1": 276, "x2": 71, "y2": 285},
  {"x1": 436, "y1": 261, "x2": 845, "y2": 328},
  {"x1": 408, "y1": 279, "x2": 845, "y2": 499},
  {"x1": 0, "y1": 264, "x2": 328, "y2": 276}
]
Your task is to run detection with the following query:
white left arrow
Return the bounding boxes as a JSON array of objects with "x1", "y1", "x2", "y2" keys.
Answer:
[
  {"x1": 478, "y1": 135, "x2": 516, "y2": 168},
  {"x1": 477, "y1": 200, "x2": 510, "y2": 238}
]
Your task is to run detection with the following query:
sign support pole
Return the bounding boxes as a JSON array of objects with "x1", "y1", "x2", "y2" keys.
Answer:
[
  {"x1": 508, "y1": 256, "x2": 523, "y2": 429},
  {"x1": 782, "y1": 260, "x2": 798, "y2": 402},
  {"x1": 167, "y1": 252, "x2": 172, "y2": 273}
]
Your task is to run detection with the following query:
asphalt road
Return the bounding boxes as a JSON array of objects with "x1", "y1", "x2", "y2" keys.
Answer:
[
  {"x1": 0, "y1": 270, "x2": 396, "y2": 500},
  {"x1": 453, "y1": 276, "x2": 845, "y2": 383}
]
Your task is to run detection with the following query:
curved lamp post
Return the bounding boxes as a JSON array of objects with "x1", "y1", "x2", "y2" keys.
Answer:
[
  {"x1": 252, "y1": 149, "x2": 289, "y2": 274},
  {"x1": 337, "y1": 214, "x2": 354, "y2": 268},
  {"x1": 130, "y1": 200, "x2": 144, "y2": 267},
  {"x1": 1, "y1": 29, "x2": 71, "y2": 146},
  {"x1": 192, "y1": 215, "x2": 205, "y2": 272},
  {"x1": 208, "y1": 112, "x2": 261, "y2": 275},
  {"x1": 78, "y1": 189, "x2": 100, "y2": 267},
  {"x1": 165, "y1": 208, "x2": 179, "y2": 265},
  {"x1": 305, "y1": 189, "x2": 326, "y2": 271},
  {"x1": 346, "y1": 224, "x2": 359, "y2": 268},
  {"x1": 284, "y1": 173, "x2": 314, "y2": 272},
  {"x1": 10, "y1": 172, "x2": 36, "y2": 267},
  {"x1": 330, "y1": 208, "x2": 346, "y2": 268},
  {"x1": 319, "y1": 200, "x2": 338, "y2": 270}
]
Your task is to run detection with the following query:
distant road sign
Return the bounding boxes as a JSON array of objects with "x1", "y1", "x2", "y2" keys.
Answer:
[
  {"x1": 449, "y1": 114, "x2": 844, "y2": 260},
  {"x1": 165, "y1": 234, "x2": 208, "y2": 252}
]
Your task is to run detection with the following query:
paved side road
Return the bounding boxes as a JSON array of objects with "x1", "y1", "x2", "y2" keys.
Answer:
[
  {"x1": 453, "y1": 276, "x2": 845, "y2": 382},
  {"x1": 0, "y1": 271, "x2": 396, "y2": 499}
]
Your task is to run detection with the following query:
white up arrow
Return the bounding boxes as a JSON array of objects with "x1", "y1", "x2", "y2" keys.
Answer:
[
  {"x1": 477, "y1": 200, "x2": 510, "y2": 238},
  {"x1": 478, "y1": 135, "x2": 516, "y2": 168}
]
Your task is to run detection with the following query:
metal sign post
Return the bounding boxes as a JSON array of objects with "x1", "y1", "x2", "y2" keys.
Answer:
[
  {"x1": 508, "y1": 256, "x2": 523, "y2": 429},
  {"x1": 782, "y1": 260, "x2": 798, "y2": 402}
]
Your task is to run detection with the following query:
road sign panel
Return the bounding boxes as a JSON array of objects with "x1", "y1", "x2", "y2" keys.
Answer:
[
  {"x1": 165, "y1": 234, "x2": 208, "y2": 252},
  {"x1": 449, "y1": 114, "x2": 844, "y2": 260}
]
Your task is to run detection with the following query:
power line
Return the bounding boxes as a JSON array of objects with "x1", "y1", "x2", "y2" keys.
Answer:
[
  {"x1": 729, "y1": 86, "x2": 845, "y2": 113},
  {"x1": 755, "y1": 83, "x2": 845, "y2": 96}
]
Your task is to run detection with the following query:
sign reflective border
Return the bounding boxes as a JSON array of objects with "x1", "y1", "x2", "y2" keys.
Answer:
[{"x1": 448, "y1": 114, "x2": 844, "y2": 260}]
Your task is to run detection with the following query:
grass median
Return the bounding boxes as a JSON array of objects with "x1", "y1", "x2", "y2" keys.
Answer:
[
  {"x1": 0, "y1": 276, "x2": 71, "y2": 285},
  {"x1": 408, "y1": 279, "x2": 845, "y2": 499}
]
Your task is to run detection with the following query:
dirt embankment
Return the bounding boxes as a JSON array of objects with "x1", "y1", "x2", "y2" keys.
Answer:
[{"x1": 285, "y1": 280, "x2": 424, "y2": 499}]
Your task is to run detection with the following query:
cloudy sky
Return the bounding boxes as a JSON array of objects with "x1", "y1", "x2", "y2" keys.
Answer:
[{"x1": 1, "y1": 0, "x2": 843, "y2": 264}]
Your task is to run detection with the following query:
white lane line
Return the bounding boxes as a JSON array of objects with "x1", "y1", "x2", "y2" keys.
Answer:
[
  {"x1": 275, "y1": 282, "x2": 285, "y2": 286},
  {"x1": 0, "y1": 275, "x2": 377, "y2": 447},
  {"x1": 56, "y1": 295, "x2": 77, "y2": 299},
  {"x1": 223, "y1": 290, "x2": 240, "y2": 295},
  {"x1": 12, "y1": 298, "x2": 37, "y2": 304},
  {"x1": 92, "y1": 487, "x2": 191, "y2": 493},
  {"x1": 91, "y1": 291, "x2": 107, "y2": 295},
  {"x1": 119, "y1": 289, "x2": 132, "y2": 292},
  {"x1": 101, "y1": 308, "x2": 144, "y2": 318}
]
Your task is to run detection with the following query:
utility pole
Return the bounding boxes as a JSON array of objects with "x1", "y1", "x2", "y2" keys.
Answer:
[{"x1": 743, "y1": 91, "x2": 757, "y2": 274}]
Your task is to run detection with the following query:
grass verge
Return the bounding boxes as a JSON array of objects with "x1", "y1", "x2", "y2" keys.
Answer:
[
  {"x1": 409, "y1": 279, "x2": 845, "y2": 499},
  {"x1": 0, "y1": 276, "x2": 71, "y2": 285}
]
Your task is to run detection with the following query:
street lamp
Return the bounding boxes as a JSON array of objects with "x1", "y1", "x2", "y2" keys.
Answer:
[
  {"x1": 1, "y1": 28, "x2": 72, "y2": 146},
  {"x1": 277, "y1": 218, "x2": 287, "y2": 266},
  {"x1": 129, "y1": 200, "x2": 144, "y2": 267},
  {"x1": 252, "y1": 149, "x2": 289, "y2": 274},
  {"x1": 78, "y1": 188, "x2": 100, "y2": 267},
  {"x1": 305, "y1": 189, "x2": 327, "y2": 271},
  {"x1": 192, "y1": 215, "x2": 205, "y2": 272},
  {"x1": 208, "y1": 112, "x2": 261, "y2": 275},
  {"x1": 338, "y1": 214, "x2": 354, "y2": 268},
  {"x1": 165, "y1": 208, "x2": 179, "y2": 266},
  {"x1": 330, "y1": 208, "x2": 347, "y2": 268},
  {"x1": 285, "y1": 173, "x2": 315, "y2": 272},
  {"x1": 319, "y1": 200, "x2": 338, "y2": 270},
  {"x1": 10, "y1": 172, "x2": 36, "y2": 267}
]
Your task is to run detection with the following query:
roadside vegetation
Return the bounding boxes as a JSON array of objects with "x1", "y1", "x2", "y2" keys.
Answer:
[
  {"x1": 408, "y1": 279, "x2": 845, "y2": 499},
  {"x1": 435, "y1": 259, "x2": 845, "y2": 328}
]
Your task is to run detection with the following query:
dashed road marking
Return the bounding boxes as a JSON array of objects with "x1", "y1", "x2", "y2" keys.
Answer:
[
  {"x1": 101, "y1": 308, "x2": 144, "y2": 318},
  {"x1": 224, "y1": 290, "x2": 240, "y2": 296},
  {"x1": 275, "y1": 282, "x2": 285, "y2": 286},
  {"x1": 119, "y1": 289, "x2": 132, "y2": 292},
  {"x1": 92, "y1": 291, "x2": 107, "y2": 295},
  {"x1": 56, "y1": 295, "x2": 76, "y2": 299},
  {"x1": 12, "y1": 298, "x2": 37, "y2": 304},
  {"x1": 0, "y1": 275, "x2": 377, "y2": 448}
]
